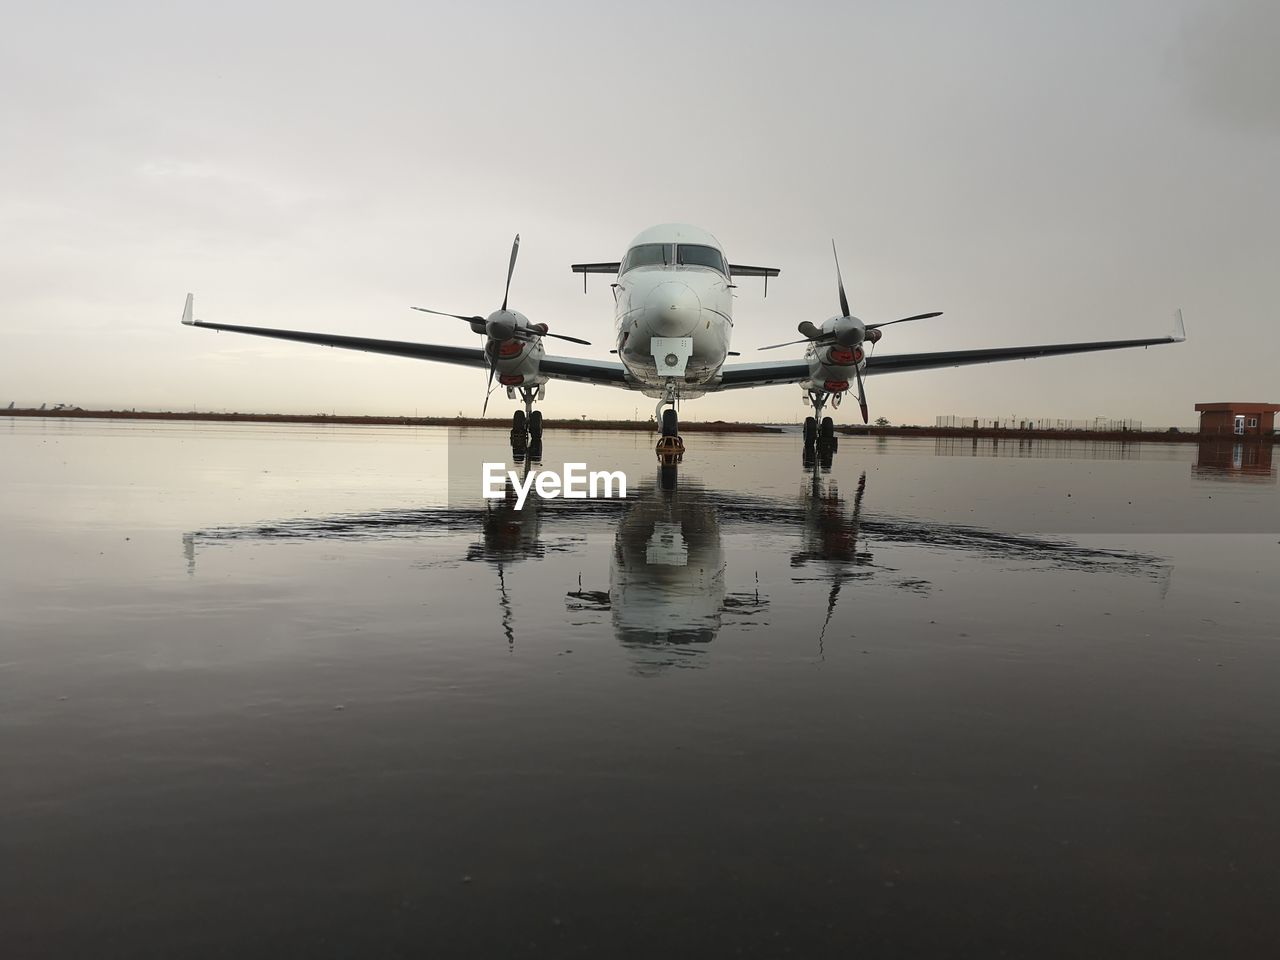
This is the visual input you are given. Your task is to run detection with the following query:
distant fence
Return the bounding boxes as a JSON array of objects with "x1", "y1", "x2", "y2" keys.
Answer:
[{"x1": 936, "y1": 416, "x2": 1146, "y2": 432}]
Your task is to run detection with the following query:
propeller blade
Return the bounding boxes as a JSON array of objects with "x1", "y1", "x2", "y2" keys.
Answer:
[
  {"x1": 501, "y1": 234, "x2": 520, "y2": 312},
  {"x1": 542, "y1": 331, "x2": 591, "y2": 346},
  {"x1": 481, "y1": 343, "x2": 498, "y2": 417},
  {"x1": 411, "y1": 307, "x2": 485, "y2": 322},
  {"x1": 758, "y1": 336, "x2": 817, "y2": 351},
  {"x1": 832, "y1": 240, "x2": 850, "y2": 319},
  {"x1": 759, "y1": 320, "x2": 828, "y2": 350},
  {"x1": 852, "y1": 359, "x2": 869, "y2": 424},
  {"x1": 865, "y1": 311, "x2": 942, "y2": 331}
]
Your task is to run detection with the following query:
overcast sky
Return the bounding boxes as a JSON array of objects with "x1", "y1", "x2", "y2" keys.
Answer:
[{"x1": 2, "y1": 0, "x2": 1276, "y2": 425}]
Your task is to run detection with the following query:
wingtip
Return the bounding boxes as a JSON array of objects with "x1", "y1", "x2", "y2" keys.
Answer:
[
  {"x1": 1173, "y1": 307, "x2": 1187, "y2": 342},
  {"x1": 181, "y1": 292, "x2": 194, "y2": 325}
]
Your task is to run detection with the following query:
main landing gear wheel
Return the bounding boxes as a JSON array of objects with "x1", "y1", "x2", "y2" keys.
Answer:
[
  {"x1": 802, "y1": 391, "x2": 839, "y2": 465},
  {"x1": 509, "y1": 409, "x2": 528, "y2": 463}
]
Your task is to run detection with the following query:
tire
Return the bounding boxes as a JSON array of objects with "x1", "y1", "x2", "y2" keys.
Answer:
[
  {"x1": 512, "y1": 410, "x2": 527, "y2": 433},
  {"x1": 661, "y1": 408, "x2": 678, "y2": 437},
  {"x1": 803, "y1": 417, "x2": 817, "y2": 446},
  {"x1": 529, "y1": 410, "x2": 543, "y2": 438},
  {"x1": 820, "y1": 417, "x2": 834, "y2": 443}
]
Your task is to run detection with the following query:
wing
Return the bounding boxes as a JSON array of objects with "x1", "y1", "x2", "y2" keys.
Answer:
[
  {"x1": 182, "y1": 303, "x2": 629, "y2": 388},
  {"x1": 864, "y1": 331, "x2": 1184, "y2": 375},
  {"x1": 717, "y1": 316, "x2": 1186, "y2": 390},
  {"x1": 716, "y1": 360, "x2": 811, "y2": 390}
]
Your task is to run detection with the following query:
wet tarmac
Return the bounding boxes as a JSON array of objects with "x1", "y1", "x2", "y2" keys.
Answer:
[{"x1": 2, "y1": 419, "x2": 1278, "y2": 957}]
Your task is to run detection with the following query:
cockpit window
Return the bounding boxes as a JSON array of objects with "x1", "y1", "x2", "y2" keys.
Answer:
[
  {"x1": 620, "y1": 243, "x2": 673, "y2": 273},
  {"x1": 676, "y1": 244, "x2": 727, "y2": 275}
]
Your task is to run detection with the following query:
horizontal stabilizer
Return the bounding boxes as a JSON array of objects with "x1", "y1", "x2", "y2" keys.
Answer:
[{"x1": 728, "y1": 264, "x2": 781, "y2": 279}]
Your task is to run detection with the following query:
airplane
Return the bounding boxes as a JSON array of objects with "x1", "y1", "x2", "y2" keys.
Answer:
[{"x1": 181, "y1": 222, "x2": 1186, "y2": 460}]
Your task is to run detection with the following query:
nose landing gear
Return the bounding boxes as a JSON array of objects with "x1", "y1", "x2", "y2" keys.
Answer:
[{"x1": 655, "y1": 387, "x2": 683, "y2": 464}]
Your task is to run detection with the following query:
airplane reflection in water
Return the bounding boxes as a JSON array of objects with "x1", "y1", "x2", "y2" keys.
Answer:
[
  {"x1": 183, "y1": 470, "x2": 1168, "y2": 673},
  {"x1": 564, "y1": 476, "x2": 768, "y2": 675}
]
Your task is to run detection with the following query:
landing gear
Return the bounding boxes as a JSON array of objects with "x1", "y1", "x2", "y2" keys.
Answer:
[
  {"x1": 527, "y1": 409, "x2": 543, "y2": 462},
  {"x1": 802, "y1": 390, "x2": 838, "y2": 466},
  {"x1": 655, "y1": 385, "x2": 684, "y2": 468},
  {"x1": 820, "y1": 416, "x2": 836, "y2": 450},
  {"x1": 510, "y1": 387, "x2": 543, "y2": 463},
  {"x1": 661, "y1": 408, "x2": 678, "y2": 436}
]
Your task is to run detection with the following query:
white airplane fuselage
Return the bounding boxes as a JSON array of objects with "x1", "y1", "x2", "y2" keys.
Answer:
[
  {"x1": 608, "y1": 223, "x2": 867, "y2": 400},
  {"x1": 612, "y1": 224, "x2": 734, "y2": 399}
]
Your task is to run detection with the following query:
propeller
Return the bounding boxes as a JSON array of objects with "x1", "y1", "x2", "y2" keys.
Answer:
[
  {"x1": 757, "y1": 241, "x2": 945, "y2": 424},
  {"x1": 852, "y1": 354, "x2": 869, "y2": 424},
  {"x1": 410, "y1": 307, "x2": 484, "y2": 323},
  {"x1": 410, "y1": 234, "x2": 592, "y2": 346},
  {"x1": 409, "y1": 234, "x2": 591, "y2": 416},
  {"x1": 502, "y1": 234, "x2": 519, "y2": 311},
  {"x1": 834, "y1": 239, "x2": 851, "y2": 319},
  {"x1": 481, "y1": 341, "x2": 498, "y2": 417},
  {"x1": 866, "y1": 311, "x2": 942, "y2": 330}
]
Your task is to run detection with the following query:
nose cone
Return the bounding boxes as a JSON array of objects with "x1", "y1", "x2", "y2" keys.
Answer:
[
  {"x1": 831, "y1": 315, "x2": 866, "y2": 347},
  {"x1": 485, "y1": 308, "x2": 521, "y2": 341},
  {"x1": 645, "y1": 282, "x2": 701, "y2": 337}
]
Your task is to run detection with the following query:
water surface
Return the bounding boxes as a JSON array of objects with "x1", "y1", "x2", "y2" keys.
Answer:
[{"x1": 2, "y1": 419, "x2": 1278, "y2": 957}]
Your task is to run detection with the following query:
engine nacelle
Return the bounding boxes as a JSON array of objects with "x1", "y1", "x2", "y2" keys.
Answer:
[
  {"x1": 491, "y1": 328, "x2": 548, "y2": 390},
  {"x1": 806, "y1": 343, "x2": 865, "y2": 394},
  {"x1": 825, "y1": 345, "x2": 864, "y2": 367}
]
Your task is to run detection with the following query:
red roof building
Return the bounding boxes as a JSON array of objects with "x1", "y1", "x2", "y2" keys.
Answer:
[{"x1": 1195, "y1": 402, "x2": 1280, "y2": 437}]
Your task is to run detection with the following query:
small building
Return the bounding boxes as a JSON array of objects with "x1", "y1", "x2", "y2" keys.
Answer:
[{"x1": 1195, "y1": 402, "x2": 1279, "y2": 437}]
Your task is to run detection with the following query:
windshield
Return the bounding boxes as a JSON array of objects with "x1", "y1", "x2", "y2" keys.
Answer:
[
  {"x1": 676, "y1": 244, "x2": 727, "y2": 275},
  {"x1": 620, "y1": 243, "x2": 673, "y2": 273}
]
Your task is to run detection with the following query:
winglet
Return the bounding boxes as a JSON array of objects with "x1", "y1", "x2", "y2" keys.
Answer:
[
  {"x1": 1172, "y1": 307, "x2": 1187, "y2": 342},
  {"x1": 181, "y1": 293, "x2": 195, "y2": 325}
]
